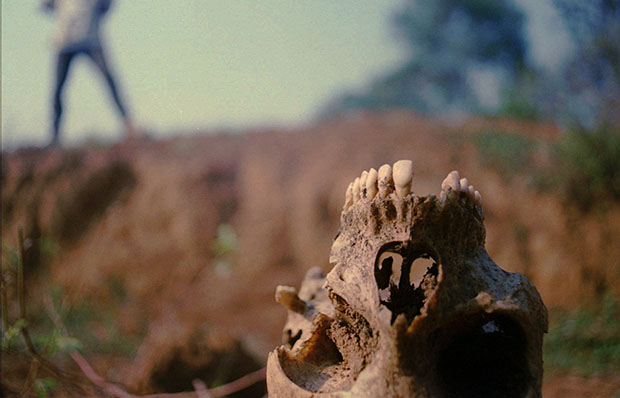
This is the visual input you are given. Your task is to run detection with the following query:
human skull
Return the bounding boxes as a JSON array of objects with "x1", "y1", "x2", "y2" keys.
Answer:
[{"x1": 267, "y1": 160, "x2": 548, "y2": 398}]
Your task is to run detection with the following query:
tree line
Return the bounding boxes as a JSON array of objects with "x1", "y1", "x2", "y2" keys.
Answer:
[{"x1": 324, "y1": 0, "x2": 620, "y2": 129}]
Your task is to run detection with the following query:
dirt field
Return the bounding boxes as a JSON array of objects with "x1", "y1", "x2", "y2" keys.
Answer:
[{"x1": 2, "y1": 111, "x2": 619, "y2": 396}]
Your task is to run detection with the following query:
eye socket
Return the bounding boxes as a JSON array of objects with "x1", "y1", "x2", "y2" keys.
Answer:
[{"x1": 375, "y1": 251, "x2": 404, "y2": 290}]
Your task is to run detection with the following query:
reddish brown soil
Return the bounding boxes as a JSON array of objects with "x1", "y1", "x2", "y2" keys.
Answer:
[
  {"x1": 543, "y1": 373, "x2": 620, "y2": 397},
  {"x1": 2, "y1": 111, "x2": 619, "y2": 396}
]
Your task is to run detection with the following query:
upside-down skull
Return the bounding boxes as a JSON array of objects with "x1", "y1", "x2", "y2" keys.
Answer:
[{"x1": 267, "y1": 160, "x2": 548, "y2": 398}]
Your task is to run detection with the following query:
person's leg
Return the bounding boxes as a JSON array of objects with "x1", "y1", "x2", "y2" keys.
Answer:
[
  {"x1": 86, "y1": 46, "x2": 129, "y2": 118},
  {"x1": 52, "y1": 50, "x2": 76, "y2": 146},
  {"x1": 86, "y1": 46, "x2": 138, "y2": 139}
]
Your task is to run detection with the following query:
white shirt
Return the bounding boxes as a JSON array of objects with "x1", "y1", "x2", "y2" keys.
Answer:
[{"x1": 45, "y1": 0, "x2": 108, "y2": 51}]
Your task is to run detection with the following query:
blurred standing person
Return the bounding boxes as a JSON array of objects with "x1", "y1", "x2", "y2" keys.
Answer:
[{"x1": 42, "y1": 0, "x2": 135, "y2": 147}]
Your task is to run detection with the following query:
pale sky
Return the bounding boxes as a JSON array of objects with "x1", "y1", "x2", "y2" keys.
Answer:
[
  {"x1": 1, "y1": 1, "x2": 569, "y2": 148},
  {"x1": 2, "y1": 1, "x2": 407, "y2": 147}
]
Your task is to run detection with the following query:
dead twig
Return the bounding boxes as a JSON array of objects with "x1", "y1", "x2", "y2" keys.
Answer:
[
  {"x1": 45, "y1": 299, "x2": 266, "y2": 398},
  {"x1": 1, "y1": 268, "x2": 10, "y2": 331},
  {"x1": 118, "y1": 368, "x2": 267, "y2": 398},
  {"x1": 140, "y1": 368, "x2": 267, "y2": 398},
  {"x1": 11, "y1": 227, "x2": 266, "y2": 398},
  {"x1": 192, "y1": 380, "x2": 211, "y2": 398},
  {"x1": 44, "y1": 297, "x2": 133, "y2": 398},
  {"x1": 20, "y1": 358, "x2": 40, "y2": 398},
  {"x1": 207, "y1": 367, "x2": 266, "y2": 398},
  {"x1": 17, "y1": 229, "x2": 25, "y2": 321},
  {"x1": 16, "y1": 228, "x2": 76, "y2": 384}
]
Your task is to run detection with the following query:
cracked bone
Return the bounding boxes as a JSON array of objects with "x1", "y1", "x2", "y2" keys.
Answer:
[
  {"x1": 393, "y1": 160, "x2": 413, "y2": 198},
  {"x1": 275, "y1": 285, "x2": 307, "y2": 314},
  {"x1": 268, "y1": 160, "x2": 547, "y2": 398}
]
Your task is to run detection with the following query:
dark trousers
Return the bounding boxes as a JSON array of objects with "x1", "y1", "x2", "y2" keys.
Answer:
[{"x1": 52, "y1": 46, "x2": 128, "y2": 143}]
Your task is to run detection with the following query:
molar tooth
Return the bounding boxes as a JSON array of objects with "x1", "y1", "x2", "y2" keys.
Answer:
[
  {"x1": 378, "y1": 164, "x2": 393, "y2": 196},
  {"x1": 439, "y1": 190, "x2": 447, "y2": 203},
  {"x1": 474, "y1": 190, "x2": 482, "y2": 205},
  {"x1": 393, "y1": 160, "x2": 413, "y2": 198},
  {"x1": 441, "y1": 170, "x2": 461, "y2": 192},
  {"x1": 360, "y1": 170, "x2": 368, "y2": 197},
  {"x1": 459, "y1": 178, "x2": 469, "y2": 193},
  {"x1": 352, "y1": 177, "x2": 361, "y2": 202},
  {"x1": 366, "y1": 168, "x2": 378, "y2": 199}
]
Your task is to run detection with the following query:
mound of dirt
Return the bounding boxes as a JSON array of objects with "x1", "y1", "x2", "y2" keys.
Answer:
[{"x1": 2, "y1": 111, "x2": 619, "y2": 394}]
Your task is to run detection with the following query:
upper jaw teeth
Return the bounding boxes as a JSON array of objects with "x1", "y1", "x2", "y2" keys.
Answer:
[
  {"x1": 353, "y1": 177, "x2": 361, "y2": 201},
  {"x1": 377, "y1": 164, "x2": 393, "y2": 197},
  {"x1": 441, "y1": 170, "x2": 461, "y2": 192},
  {"x1": 459, "y1": 178, "x2": 469, "y2": 193},
  {"x1": 360, "y1": 170, "x2": 369, "y2": 197},
  {"x1": 366, "y1": 168, "x2": 378, "y2": 199},
  {"x1": 393, "y1": 160, "x2": 413, "y2": 198},
  {"x1": 342, "y1": 163, "x2": 483, "y2": 212},
  {"x1": 474, "y1": 190, "x2": 482, "y2": 205},
  {"x1": 440, "y1": 170, "x2": 482, "y2": 207},
  {"x1": 344, "y1": 182, "x2": 354, "y2": 209},
  {"x1": 342, "y1": 160, "x2": 415, "y2": 209}
]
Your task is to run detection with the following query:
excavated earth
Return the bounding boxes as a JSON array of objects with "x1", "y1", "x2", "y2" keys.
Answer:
[{"x1": 2, "y1": 111, "x2": 619, "y2": 396}]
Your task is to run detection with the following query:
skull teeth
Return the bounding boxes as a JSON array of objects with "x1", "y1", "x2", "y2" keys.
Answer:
[
  {"x1": 360, "y1": 170, "x2": 369, "y2": 198},
  {"x1": 378, "y1": 164, "x2": 393, "y2": 197},
  {"x1": 441, "y1": 170, "x2": 461, "y2": 192},
  {"x1": 344, "y1": 182, "x2": 354, "y2": 209},
  {"x1": 342, "y1": 160, "x2": 416, "y2": 208},
  {"x1": 459, "y1": 178, "x2": 469, "y2": 193},
  {"x1": 366, "y1": 168, "x2": 378, "y2": 200},
  {"x1": 344, "y1": 164, "x2": 482, "y2": 211},
  {"x1": 353, "y1": 177, "x2": 361, "y2": 202},
  {"x1": 439, "y1": 170, "x2": 482, "y2": 208},
  {"x1": 393, "y1": 160, "x2": 413, "y2": 198}
]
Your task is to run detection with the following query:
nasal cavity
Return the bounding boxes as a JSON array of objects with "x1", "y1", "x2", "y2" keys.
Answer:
[
  {"x1": 375, "y1": 251, "x2": 403, "y2": 290},
  {"x1": 374, "y1": 243, "x2": 441, "y2": 323},
  {"x1": 410, "y1": 256, "x2": 434, "y2": 288}
]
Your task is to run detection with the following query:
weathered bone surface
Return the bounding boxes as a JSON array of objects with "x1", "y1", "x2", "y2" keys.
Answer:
[{"x1": 267, "y1": 161, "x2": 548, "y2": 398}]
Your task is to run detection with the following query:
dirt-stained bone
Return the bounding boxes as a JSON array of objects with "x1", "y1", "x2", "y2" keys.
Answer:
[{"x1": 267, "y1": 160, "x2": 548, "y2": 398}]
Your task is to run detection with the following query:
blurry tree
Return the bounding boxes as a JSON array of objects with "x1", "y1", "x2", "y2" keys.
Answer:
[
  {"x1": 539, "y1": 0, "x2": 620, "y2": 209},
  {"x1": 323, "y1": 0, "x2": 620, "y2": 128},
  {"x1": 392, "y1": 0, "x2": 528, "y2": 110},
  {"x1": 551, "y1": 0, "x2": 620, "y2": 127},
  {"x1": 323, "y1": 0, "x2": 530, "y2": 116}
]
